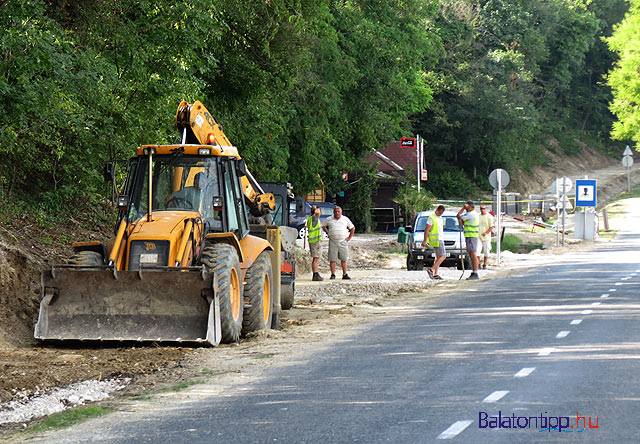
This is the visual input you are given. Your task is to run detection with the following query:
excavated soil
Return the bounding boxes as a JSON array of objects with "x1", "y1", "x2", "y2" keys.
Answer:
[{"x1": 0, "y1": 150, "x2": 639, "y2": 434}]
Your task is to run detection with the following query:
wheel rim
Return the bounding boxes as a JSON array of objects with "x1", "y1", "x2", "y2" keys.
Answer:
[
  {"x1": 262, "y1": 273, "x2": 271, "y2": 323},
  {"x1": 230, "y1": 267, "x2": 241, "y2": 320}
]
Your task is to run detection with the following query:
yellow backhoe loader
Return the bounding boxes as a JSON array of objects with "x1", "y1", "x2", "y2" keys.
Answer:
[{"x1": 34, "y1": 101, "x2": 299, "y2": 346}]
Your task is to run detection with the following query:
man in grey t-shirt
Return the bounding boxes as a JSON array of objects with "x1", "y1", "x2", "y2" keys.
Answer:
[{"x1": 322, "y1": 206, "x2": 355, "y2": 280}]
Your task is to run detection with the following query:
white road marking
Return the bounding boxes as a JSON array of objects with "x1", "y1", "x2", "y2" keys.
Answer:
[
  {"x1": 556, "y1": 331, "x2": 571, "y2": 338},
  {"x1": 538, "y1": 348, "x2": 554, "y2": 356},
  {"x1": 581, "y1": 310, "x2": 593, "y2": 315},
  {"x1": 615, "y1": 282, "x2": 623, "y2": 286},
  {"x1": 515, "y1": 367, "x2": 535, "y2": 378},
  {"x1": 437, "y1": 420, "x2": 473, "y2": 439},
  {"x1": 600, "y1": 294, "x2": 609, "y2": 298},
  {"x1": 609, "y1": 289, "x2": 617, "y2": 292},
  {"x1": 483, "y1": 390, "x2": 509, "y2": 403},
  {"x1": 622, "y1": 277, "x2": 631, "y2": 281},
  {"x1": 570, "y1": 319, "x2": 583, "y2": 325},
  {"x1": 592, "y1": 302, "x2": 601, "y2": 306}
]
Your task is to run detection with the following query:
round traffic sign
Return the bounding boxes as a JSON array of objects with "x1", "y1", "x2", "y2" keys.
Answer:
[
  {"x1": 551, "y1": 177, "x2": 573, "y2": 195},
  {"x1": 489, "y1": 168, "x2": 510, "y2": 190},
  {"x1": 622, "y1": 155, "x2": 634, "y2": 168}
]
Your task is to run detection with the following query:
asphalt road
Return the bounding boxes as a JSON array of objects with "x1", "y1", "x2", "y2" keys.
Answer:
[{"x1": 23, "y1": 206, "x2": 640, "y2": 443}]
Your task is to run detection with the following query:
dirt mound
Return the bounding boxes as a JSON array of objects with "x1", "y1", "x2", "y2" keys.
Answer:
[{"x1": 0, "y1": 240, "x2": 44, "y2": 349}]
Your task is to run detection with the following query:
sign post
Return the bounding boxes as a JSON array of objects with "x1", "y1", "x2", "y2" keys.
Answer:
[
  {"x1": 622, "y1": 145, "x2": 633, "y2": 193},
  {"x1": 552, "y1": 177, "x2": 572, "y2": 246},
  {"x1": 574, "y1": 179, "x2": 597, "y2": 240},
  {"x1": 489, "y1": 168, "x2": 510, "y2": 267},
  {"x1": 416, "y1": 135, "x2": 421, "y2": 192}
]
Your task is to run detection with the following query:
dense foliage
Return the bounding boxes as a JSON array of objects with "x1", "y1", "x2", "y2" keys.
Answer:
[
  {"x1": 0, "y1": 0, "x2": 632, "y2": 219},
  {"x1": 607, "y1": 0, "x2": 640, "y2": 150}
]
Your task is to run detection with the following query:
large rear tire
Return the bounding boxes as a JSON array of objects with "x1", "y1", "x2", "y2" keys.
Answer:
[
  {"x1": 201, "y1": 244, "x2": 243, "y2": 343},
  {"x1": 242, "y1": 251, "x2": 273, "y2": 334},
  {"x1": 281, "y1": 281, "x2": 294, "y2": 310},
  {"x1": 68, "y1": 251, "x2": 103, "y2": 266}
]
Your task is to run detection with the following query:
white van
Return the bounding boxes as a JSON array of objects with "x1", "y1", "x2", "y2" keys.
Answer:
[{"x1": 406, "y1": 210, "x2": 471, "y2": 270}]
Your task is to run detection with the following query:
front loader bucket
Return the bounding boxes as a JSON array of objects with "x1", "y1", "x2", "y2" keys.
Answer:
[{"x1": 34, "y1": 267, "x2": 221, "y2": 346}]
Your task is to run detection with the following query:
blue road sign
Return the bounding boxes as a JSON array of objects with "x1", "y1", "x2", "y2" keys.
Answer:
[{"x1": 575, "y1": 179, "x2": 597, "y2": 207}]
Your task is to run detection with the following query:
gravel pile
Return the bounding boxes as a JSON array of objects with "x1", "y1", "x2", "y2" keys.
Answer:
[{"x1": 0, "y1": 378, "x2": 129, "y2": 425}]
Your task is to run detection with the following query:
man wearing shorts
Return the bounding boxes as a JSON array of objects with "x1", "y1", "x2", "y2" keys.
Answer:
[
  {"x1": 422, "y1": 205, "x2": 446, "y2": 280},
  {"x1": 322, "y1": 206, "x2": 355, "y2": 280},
  {"x1": 307, "y1": 205, "x2": 324, "y2": 281},
  {"x1": 457, "y1": 200, "x2": 480, "y2": 280}
]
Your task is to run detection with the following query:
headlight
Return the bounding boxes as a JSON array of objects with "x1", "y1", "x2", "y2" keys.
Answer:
[{"x1": 414, "y1": 241, "x2": 423, "y2": 249}]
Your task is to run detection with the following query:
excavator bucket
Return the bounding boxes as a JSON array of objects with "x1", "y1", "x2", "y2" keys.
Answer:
[{"x1": 34, "y1": 267, "x2": 221, "y2": 346}]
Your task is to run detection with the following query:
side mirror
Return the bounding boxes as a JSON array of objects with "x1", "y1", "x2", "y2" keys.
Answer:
[
  {"x1": 295, "y1": 197, "x2": 305, "y2": 218},
  {"x1": 236, "y1": 159, "x2": 248, "y2": 177},
  {"x1": 117, "y1": 195, "x2": 130, "y2": 210},
  {"x1": 404, "y1": 225, "x2": 413, "y2": 233},
  {"x1": 104, "y1": 162, "x2": 115, "y2": 183}
]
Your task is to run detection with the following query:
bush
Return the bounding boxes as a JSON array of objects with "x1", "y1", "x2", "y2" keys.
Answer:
[
  {"x1": 426, "y1": 168, "x2": 478, "y2": 199},
  {"x1": 492, "y1": 234, "x2": 522, "y2": 253}
]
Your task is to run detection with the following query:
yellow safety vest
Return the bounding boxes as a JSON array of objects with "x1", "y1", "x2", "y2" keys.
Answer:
[
  {"x1": 427, "y1": 214, "x2": 440, "y2": 247},
  {"x1": 463, "y1": 211, "x2": 479, "y2": 238},
  {"x1": 307, "y1": 216, "x2": 322, "y2": 244}
]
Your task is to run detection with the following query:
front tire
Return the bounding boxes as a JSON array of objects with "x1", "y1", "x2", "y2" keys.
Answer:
[
  {"x1": 68, "y1": 251, "x2": 103, "y2": 266},
  {"x1": 242, "y1": 251, "x2": 274, "y2": 334},
  {"x1": 201, "y1": 244, "x2": 243, "y2": 343}
]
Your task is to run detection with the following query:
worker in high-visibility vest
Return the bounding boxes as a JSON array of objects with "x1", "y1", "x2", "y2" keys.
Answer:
[
  {"x1": 457, "y1": 200, "x2": 481, "y2": 280},
  {"x1": 422, "y1": 205, "x2": 446, "y2": 280},
  {"x1": 307, "y1": 205, "x2": 324, "y2": 281}
]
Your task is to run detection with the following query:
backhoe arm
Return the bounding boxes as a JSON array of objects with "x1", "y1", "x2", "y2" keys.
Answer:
[{"x1": 175, "y1": 100, "x2": 274, "y2": 217}]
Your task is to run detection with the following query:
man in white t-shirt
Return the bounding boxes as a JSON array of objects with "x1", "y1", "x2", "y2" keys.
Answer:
[{"x1": 322, "y1": 206, "x2": 355, "y2": 280}]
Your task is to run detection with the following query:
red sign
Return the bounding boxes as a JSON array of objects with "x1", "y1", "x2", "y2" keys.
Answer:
[
  {"x1": 342, "y1": 171, "x2": 348, "y2": 181},
  {"x1": 421, "y1": 169, "x2": 428, "y2": 181},
  {"x1": 400, "y1": 136, "x2": 415, "y2": 148}
]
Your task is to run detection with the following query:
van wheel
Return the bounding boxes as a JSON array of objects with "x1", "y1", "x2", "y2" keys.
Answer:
[
  {"x1": 415, "y1": 261, "x2": 424, "y2": 271},
  {"x1": 281, "y1": 281, "x2": 294, "y2": 310},
  {"x1": 242, "y1": 251, "x2": 273, "y2": 334},
  {"x1": 201, "y1": 244, "x2": 243, "y2": 343},
  {"x1": 406, "y1": 255, "x2": 415, "y2": 271}
]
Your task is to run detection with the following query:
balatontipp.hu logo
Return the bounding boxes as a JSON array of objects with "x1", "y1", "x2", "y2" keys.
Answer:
[{"x1": 479, "y1": 411, "x2": 599, "y2": 432}]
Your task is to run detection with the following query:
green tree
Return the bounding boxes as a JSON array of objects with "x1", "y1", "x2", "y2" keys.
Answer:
[{"x1": 607, "y1": 0, "x2": 640, "y2": 149}]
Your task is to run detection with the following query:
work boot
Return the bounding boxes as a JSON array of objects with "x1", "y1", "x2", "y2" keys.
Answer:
[
  {"x1": 467, "y1": 272, "x2": 479, "y2": 280},
  {"x1": 312, "y1": 272, "x2": 324, "y2": 281},
  {"x1": 342, "y1": 274, "x2": 351, "y2": 280},
  {"x1": 330, "y1": 274, "x2": 336, "y2": 280}
]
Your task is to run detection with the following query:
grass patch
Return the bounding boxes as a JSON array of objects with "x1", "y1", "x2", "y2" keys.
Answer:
[
  {"x1": 613, "y1": 183, "x2": 640, "y2": 201},
  {"x1": 156, "y1": 379, "x2": 206, "y2": 393},
  {"x1": 492, "y1": 234, "x2": 523, "y2": 253},
  {"x1": 253, "y1": 353, "x2": 276, "y2": 360},
  {"x1": 27, "y1": 406, "x2": 112, "y2": 434},
  {"x1": 382, "y1": 248, "x2": 406, "y2": 255},
  {"x1": 598, "y1": 229, "x2": 618, "y2": 241}
]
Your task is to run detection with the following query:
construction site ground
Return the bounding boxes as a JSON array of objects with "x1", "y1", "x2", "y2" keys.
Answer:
[{"x1": 0, "y1": 150, "x2": 639, "y2": 435}]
